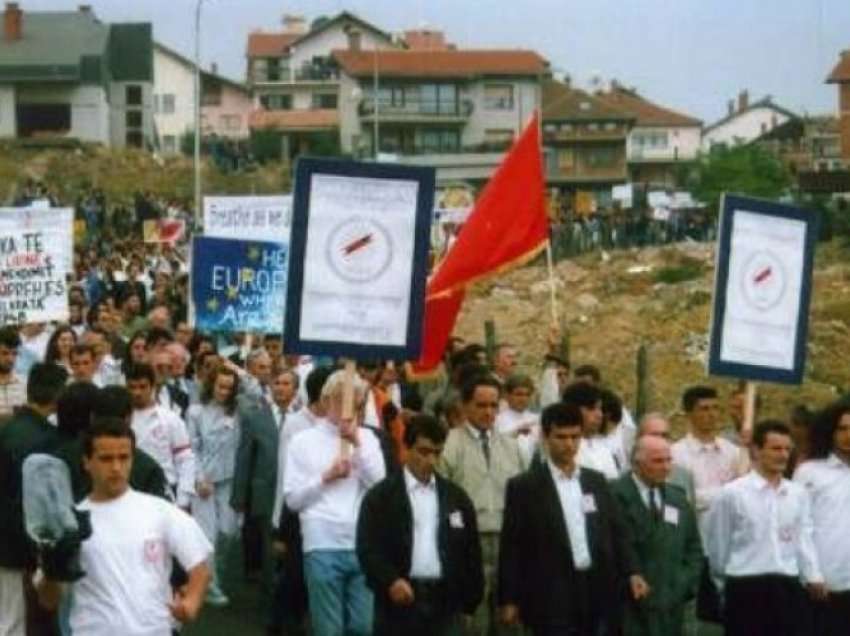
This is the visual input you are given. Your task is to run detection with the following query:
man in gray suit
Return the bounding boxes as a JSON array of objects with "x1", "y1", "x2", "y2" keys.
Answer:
[
  {"x1": 639, "y1": 413, "x2": 695, "y2": 505},
  {"x1": 232, "y1": 368, "x2": 293, "y2": 592}
]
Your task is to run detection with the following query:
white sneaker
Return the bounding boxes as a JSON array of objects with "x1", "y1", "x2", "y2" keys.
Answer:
[{"x1": 205, "y1": 587, "x2": 230, "y2": 607}]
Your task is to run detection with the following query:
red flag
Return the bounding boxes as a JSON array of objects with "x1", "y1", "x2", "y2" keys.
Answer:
[
  {"x1": 428, "y1": 112, "x2": 548, "y2": 298},
  {"x1": 408, "y1": 286, "x2": 466, "y2": 379}
]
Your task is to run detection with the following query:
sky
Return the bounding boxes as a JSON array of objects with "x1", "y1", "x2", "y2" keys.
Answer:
[{"x1": 17, "y1": 0, "x2": 850, "y2": 125}]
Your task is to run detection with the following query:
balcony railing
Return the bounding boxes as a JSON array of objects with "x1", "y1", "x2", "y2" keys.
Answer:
[{"x1": 358, "y1": 98, "x2": 474, "y2": 119}]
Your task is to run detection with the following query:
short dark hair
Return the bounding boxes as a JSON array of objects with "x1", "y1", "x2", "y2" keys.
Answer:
[
  {"x1": 541, "y1": 402, "x2": 583, "y2": 436},
  {"x1": 0, "y1": 326, "x2": 21, "y2": 350},
  {"x1": 752, "y1": 420, "x2": 792, "y2": 448},
  {"x1": 70, "y1": 343, "x2": 94, "y2": 359},
  {"x1": 682, "y1": 386, "x2": 718, "y2": 412},
  {"x1": 145, "y1": 327, "x2": 174, "y2": 348},
  {"x1": 404, "y1": 414, "x2": 448, "y2": 448},
  {"x1": 94, "y1": 386, "x2": 133, "y2": 420},
  {"x1": 573, "y1": 364, "x2": 601, "y2": 384},
  {"x1": 82, "y1": 416, "x2": 135, "y2": 457},
  {"x1": 505, "y1": 373, "x2": 534, "y2": 394},
  {"x1": 461, "y1": 374, "x2": 501, "y2": 403},
  {"x1": 56, "y1": 381, "x2": 99, "y2": 437},
  {"x1": 561, "y1": 381, "x2": 601, "y2": 410},
  {"x1": 455, "y1": 362, "x2": 490, "y2": 391},
  {"x1": 125, "y1": 362, "x2": 155, "y2": 385},
  {"x1": 600, "y1": 388, "x2": 623, "y2": 426},
  {"x1": 809, "y1": 399, "x2": 850, "y2": 459},
  {"x1": 27, "y1": 362, "x2": 68, "y2": 406},
  {"x1": 306, "y1": 366, "x2": 335, "y2": 405}
]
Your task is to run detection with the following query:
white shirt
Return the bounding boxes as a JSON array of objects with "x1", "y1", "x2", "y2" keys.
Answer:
[
  {"x1": 71, "y1": 489, "x2": 211, "y2": 636},
  {"x1": 704, "y1": 471, "x2": 822, "y2": 592},
  {"x1": 283, "y1": 419, "x2": 386, "y2": 552},
  {"x1": 576, "y1": 435, "x2": 620, "y2": 480},
  {"x1": 548, "y1": 460, "x2": 592, "y2": 570},
  {"x1": 794, "y1": 454, "x2": 850, "y2": 591},
  {"x1": 631, "y1": 473, "x2": 662, "y2": 511},
  {"x1": 671, "y1": 433, "x2": 748, "y2": 530},
  {"x1": 272, "y1": 406, "x2": 320, "y2": 529},
  {"x1": 495, "y1": 407, "x2": 540, "y2": 464},
  {"x1": 131, "y1": 405, "x2": 196, "y2": 507},
  {"x1": 404, "y1": 468, "x2": 442, "y2": 579},
  {"x1": 93, "y1": 355, "x2": 125, "y2": 388}
]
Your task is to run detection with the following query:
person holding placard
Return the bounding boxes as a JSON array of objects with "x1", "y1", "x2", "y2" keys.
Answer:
[{"x1": 283, "y1": 369, "x2": 386, "y2": 636}]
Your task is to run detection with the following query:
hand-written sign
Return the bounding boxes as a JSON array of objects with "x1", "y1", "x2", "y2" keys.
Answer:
[
  {"x1": 191, "y1": 236, "x2": 287, "y2": 333},
  {"x1": 203, "y1": 195, "x2": 291, "y2": 242},
  {"x1": 0, "y1": 208, "x2": 72, "y2": 326}
]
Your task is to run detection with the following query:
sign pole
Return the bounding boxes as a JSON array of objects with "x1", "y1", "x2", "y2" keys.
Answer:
[
  {"x1": 743, "y1": 381, "x2": 757, "y2": 436},
  {"x1": 340, "y1": 359, "x2": 356, "y2": 458}
]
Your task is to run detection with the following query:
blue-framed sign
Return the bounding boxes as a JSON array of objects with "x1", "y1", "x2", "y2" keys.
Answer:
[
  {"x1": 708, "y1": 194, "x2": 818, "y2": 384},
  {"x1": 284, "y1": 157, "x2": 434, "y2": 360},
  {"x1": 190, "y1": 236, "x2": 287, "y2": 333}
]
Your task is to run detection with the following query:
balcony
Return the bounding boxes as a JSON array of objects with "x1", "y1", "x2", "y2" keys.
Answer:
[{"x1": 358, "y1": 98, "x2": 473, "y2": 124}]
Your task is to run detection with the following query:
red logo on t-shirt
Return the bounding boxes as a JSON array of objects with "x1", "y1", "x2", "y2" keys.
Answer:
[{"x1": 144, "y1": 539, "x2": 164, "y2": 564}]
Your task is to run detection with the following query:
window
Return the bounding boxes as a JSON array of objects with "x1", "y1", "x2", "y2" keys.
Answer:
[
  {"x1": 220, "y1": 114, "x2": 241, "y2": 131},
  {"x1": 586, "y1": 146, "x2": 618, "y2": 168},
  {"x1": 587, "y1": 123, "x2": 599, "y2": 132},
  {"x1": 603, "y1": 122, "x2": 618, "y2": 131},
  {"x1": 484, "y1": 84, "x2": 514, "y2": 110},
  {"x1": 126, "y1": 111, "x2": 143, "y2": 128},
  {"x1": 484, "y1": 129, "x2": 514, "y2": 147},
  {"x1": 420, "y1": 84, "x2": 459, "y2": 115},
  {"x1": 126, "y1": 131, "x2": 143, "y2": 147},
  {"x1": 126, "y1": 85, "x2": 142, "y2": 106},
  {"x1": 162, "y1": 135, "x2": 176, "y2": 153},
  {"x1": 260, "y1": 94, "x2": 292, "y2": 110},
  {"x1": 557, "y1": 149, "x2": 575, "y2": 172},
  {"x1": 311, "y1": 93, "x2": 338, "y2": 109},
  {"x1": 419, "y1": 128, "x2": 460, "y2": 153},
  {"x1": 161, "y1": 94, "x2": 175, "y2": 114},
  {"x1": 201, "y1": 84, "x2": 221, "y2": 107},
  {"x1": 267, "y1": 58, "x2": 281, "y2": 81}
]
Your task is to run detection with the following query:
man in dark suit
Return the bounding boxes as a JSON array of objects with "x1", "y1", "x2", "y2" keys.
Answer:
[
  {"x1": 358, "y1": 414, "x2": 484, "y2": 636},
  {"x1": 610, "y1": 434, "x2": 703, "y2": 635},
  {"x1": 498, "y1": 402, "x2": 636, "y2": 636}
]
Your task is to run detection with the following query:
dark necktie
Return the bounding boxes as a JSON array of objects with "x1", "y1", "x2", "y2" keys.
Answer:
[
  {"x1": 650, "y1": 487, "x2": 662, "y2": 522},
  {"x1": 478, "y1": 429, "x2": 491, "y2": 468}
]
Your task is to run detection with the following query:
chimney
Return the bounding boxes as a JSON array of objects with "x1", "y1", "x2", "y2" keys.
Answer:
[
  {"x1": 4, "y1": 2, "x2": 22, "y2": 42},
  {"x1": 347, "y1": 29, "x2": 361, "y2": 52},
  {"x1": 210, "y1": 62, "x2": 218, "y2": 75},
  {"x1": 282, "y1": 14, "x2": 307, "y2": 35},
  {"x1": 728, "y1": 99, "x2": 734, "y2": 116},
  {"x1": 738, "y1": 89, "x2": 749, "y2": 113},
  {"x1": 78, "y1": 4, "x2": 91, "y2": 14}
]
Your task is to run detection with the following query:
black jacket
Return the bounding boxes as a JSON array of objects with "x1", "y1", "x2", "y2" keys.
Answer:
[
  {"x1": 357, "y1": 470, "x2": 484, "y2": 618},
  {"x1": 0, "y1": 406, "x2": 63, "y2": 569},
  {"x1": 498, "y1": 461, "x2": 635, "y2": 628}
]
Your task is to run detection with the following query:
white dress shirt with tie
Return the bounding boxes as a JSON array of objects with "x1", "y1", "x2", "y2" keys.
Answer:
[
  {"x1": 404, "y1": 468, "x2": 442, "y2": 580},
  {"x1": 548, "y1": 460, "x2": 592, "y2": 570}
]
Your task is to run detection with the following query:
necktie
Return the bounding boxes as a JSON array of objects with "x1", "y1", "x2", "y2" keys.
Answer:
[
  {"x1": 478, "y1": 429, "x2": 491, "y2": 468},
  {"x1": 650, "y1": 487, "x2": 662, "y2": 522}
]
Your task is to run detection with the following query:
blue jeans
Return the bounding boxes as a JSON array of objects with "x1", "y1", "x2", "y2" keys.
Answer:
[{"x1": 303, "y1": 550, "x2": 373, "y2": 636}]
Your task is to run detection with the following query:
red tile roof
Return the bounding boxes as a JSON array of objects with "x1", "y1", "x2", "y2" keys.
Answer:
[
  {"x1": 826, "y1": 52, "x2": 850, "y2": 83},
  {"x1": 246, "y1": 32, "x2": 299, "y2": 58},
  {"x1": 596, "y1": 86, "x2": 701, "y2": 127},
  {"x1": 542, "y1": 79, "x2": 632, "y2": 122},
  {"x1": 249, "y1": 109, "x2": 339, "y2": 130},
  {"x1": 332, "y1": 49, "x2": 548, "y2": 79}
]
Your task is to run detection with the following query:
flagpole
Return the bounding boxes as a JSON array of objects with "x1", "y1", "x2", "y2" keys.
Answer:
[{"x1": 545, "y1": 238, "x2": 558, "y2": 326}]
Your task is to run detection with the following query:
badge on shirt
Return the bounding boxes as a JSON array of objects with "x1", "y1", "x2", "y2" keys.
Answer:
[
  {"x1": 449, "y1": 511, "x2": 465, "y2": 529},
  {"x1": 663, "y1": 505, "x2": 679, "y2": 526},
  {"x1": 581, "y1": 494, "x2": 597, "y2": 514},
  {"x1": 779, "y1": 526, "x2": 795, "y2": 543},
  {"x1": 143, "y1": 538, "x2": 165, "y2": 564}
]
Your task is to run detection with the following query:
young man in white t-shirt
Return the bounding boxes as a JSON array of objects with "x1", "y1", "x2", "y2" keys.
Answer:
[{"x1": 37, "y1": 416, "x2": 211, "y2": 635}]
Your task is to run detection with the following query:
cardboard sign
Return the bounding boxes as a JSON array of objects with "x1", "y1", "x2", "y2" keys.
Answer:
[
  {"x1": 190, "y1": 236, "x2": 287, "y2": 333},
  {"x1": 0, "y1": 208, "x2": 73, "y2": 326},
  {"x1": 203, "y1": 195, "x2": 291, "y2": 242}
]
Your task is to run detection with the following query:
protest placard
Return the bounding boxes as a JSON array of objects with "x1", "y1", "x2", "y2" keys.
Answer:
[
  {"x1": 0, "y1": 208, "x2": 73, "y2": 326},
  {"x1": 203, "y1": 195, "x2": 292, "y2": 242},
  {"x1": 190, "y1": 236, "x2": 287, "y2": 333},
  {"x1": 708, "y1": 194, "x2": 818, "y2": 384},
  {"x1": 284, "y1": 158, "x2": 434, "y2": 360},
  {"x1": 143, "y1": 219, "x2": 185, "y2": 244}
]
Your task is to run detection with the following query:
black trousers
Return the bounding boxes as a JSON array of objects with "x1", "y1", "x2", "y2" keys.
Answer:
[
  {"x1": 814, "y1": 590, "x2": 850, "y2": 636},
  {"x1": 375, "y1": 580, "x2": 461, "y2": 636},
  {"x1": 724, "y1": 574, "x2": 805, "y2": 636}
]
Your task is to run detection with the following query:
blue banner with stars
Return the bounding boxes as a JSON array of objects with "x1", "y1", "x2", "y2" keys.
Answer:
[{"x1": 190, "y1": 236, "x2": 287, "y2": 333}]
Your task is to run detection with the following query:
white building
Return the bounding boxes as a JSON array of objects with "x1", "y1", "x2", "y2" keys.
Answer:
[{"x1": 702, "y1": 90, "x2": 798, "y2": 150}]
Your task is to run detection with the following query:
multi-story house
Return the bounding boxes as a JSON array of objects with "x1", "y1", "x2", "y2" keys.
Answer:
[
  {"x1": 541, "y1": 78, "x2": 633, "y2": 214},
  {"x1": 331, "y1": 43, "x2": 548, "y2": 184},
  {"x1": 246, "y1": 12, "x2": 397, "y2": 158},
  {"x1": 0, "y1": 3, "x2": 153, "y2": 148},
  {"x1": 596, "y1": 83, "x2": 701, "y2": 187},
  {"x1": 826, "y1": 49, "x2": 850, "y2": 166},
  {"x1": 153, "y1": 42, "x2": 252, "y2": 155},
  {"x1": 702, "y1": 90, "x2": 798, "y2": 150}
]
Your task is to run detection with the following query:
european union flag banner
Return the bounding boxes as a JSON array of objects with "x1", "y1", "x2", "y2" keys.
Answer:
[{"x1": 191, "y1": 236, "x2": 287, "y2": 333}]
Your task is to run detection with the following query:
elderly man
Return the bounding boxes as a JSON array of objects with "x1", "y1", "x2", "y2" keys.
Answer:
[
  {"x1": 639, "y1": 413, "x2": 696, "y2": 504},
  {"x1": 611, "y1": 435, "x2": 703, "y2": 635},
  {"x1": 284, "y1": 369, "x2": 386, "y2": 636}
]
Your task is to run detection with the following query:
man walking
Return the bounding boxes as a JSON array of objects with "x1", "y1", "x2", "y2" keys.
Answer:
[{"x1": 357, "y1": 414, "x2": 484, "y2": 636}]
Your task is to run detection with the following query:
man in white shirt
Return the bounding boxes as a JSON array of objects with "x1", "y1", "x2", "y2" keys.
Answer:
[
  {"x1": 126, "y1": 363, "x2": 195, "y2": 509},
  {"x1": 37, "y1": 416, "x2": 212, "y2": 635},
  {"x1": 705, "y1": 420, "x2": 824, "y2": 636},
  {"x1": 284, "y1": 369, "x2": 386, "y2": 636},
  {"x1": 793, "y1": 400, "x2": 850, "y2": 635},
  {"x1": 494, "y1": 373, "x2": 540, "y2": 464},
  {"x1": 564, "y1": 381, "x2": 621, "y2": 480}
]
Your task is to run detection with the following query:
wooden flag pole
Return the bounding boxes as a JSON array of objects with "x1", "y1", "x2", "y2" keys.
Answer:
[
  {"x1": 545, "y1": 239, "x2": 559, "y2": 326},
  {"x1": 339, "y1": 359, "x2": 356, "y2": 459},
  {"x1": 743, "y1": 381, "x2": 758, "y2": 437}
]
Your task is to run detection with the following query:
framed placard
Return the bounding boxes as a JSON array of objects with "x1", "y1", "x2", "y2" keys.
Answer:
[
  {"x1": 708, "y1": 194, "x2": 818, "y2": 384},
  {"x1": 284, "y1": 158, "x2": 434, "y2": 360}
]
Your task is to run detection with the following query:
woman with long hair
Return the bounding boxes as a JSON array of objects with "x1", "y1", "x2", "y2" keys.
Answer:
[
  {"x1": 186, "y1": 364, "x2": 241, "y2": 607},
  {"x1": 122, "y1": 330, "x2": 149, "y2": 377},
  {"x1": 45, "y1": 325, "x2": 77, "y2": 372}
]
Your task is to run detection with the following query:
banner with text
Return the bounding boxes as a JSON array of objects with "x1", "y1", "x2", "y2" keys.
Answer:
[
  {"x1": 0, "y1": 208, "x2": 73, "y2": 326},
  {"x1": 203, "y1": 195, "x2": 292, "y2": 242},
  {"x1": 190, "y1": 236, "x2": 287, "y2": 333}
]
